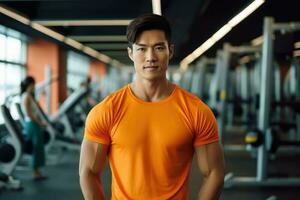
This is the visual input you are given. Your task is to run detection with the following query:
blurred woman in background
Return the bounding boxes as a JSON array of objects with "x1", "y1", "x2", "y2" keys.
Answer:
[{"x1": 20, "y1": 76, "x2": 47, "y2": 180}]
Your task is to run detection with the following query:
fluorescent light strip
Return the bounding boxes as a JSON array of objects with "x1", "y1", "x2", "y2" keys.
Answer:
[
  {"x1": 31, "y1": 22, "x2": 65, "y2": 42},
  {"x1": 239, "y1": 55, "x2": 251, "y2": 64},
  {"x1": 83, "y1": 46, "x2": 101, "y2": 58},
  {"x1": 180, "y1": 0, "x2": 265, "y2": 70},
  {"x1": 251, "y1": 35, "x2": 263, "y2": 46},
  {"x1": 228, "y1": 0, "x2": 264, "y2": 27},
  {"x1": 111, "y1": 59, "x2": 122, "y2": 67},
  {"x1": 294, "y1": 41, "x2": 300, "y2": 49},
  {"x1": 293, "y1": 50, "x2": 300, "y2": 57},
  {"x1": 64, "y1": 38, "x2": 83, "y2": 50},
  {"x1": 87, "y1": 43, "x2": 128, "y2": 50},
  {"x1": 69, "y1": 35, "x2": 127, "y2": 42},
  {"x1": 33, "y1": 19, "x2": 132, "y2": 26},
  {"x1": 180, "y1": 62, "x2": 189, "y2": 71},
  {"x1": 0, "y1": 6, "x2": 30, "y2": 25},
  {"x1": 211, "y1": 25, "x2": 232, "y2": 42},
  {"x1": 100, "y1": 51, "x2": 128, "y2": 56},
  {"x1": 152, "y1": 0, "x2": 162, "y2": 15},
  {"x1": 98, "y1": 54, "x2": 112, "y2": 64},
  {"x1": 0, "y1": 5, "x2": 121, "y2": 64}
]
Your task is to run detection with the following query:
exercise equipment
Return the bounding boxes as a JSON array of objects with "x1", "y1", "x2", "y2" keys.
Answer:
[
  {"x1": 0, "y1": 105, "x2": 22, "y2": 176},
  {"x1": 190, "y1": 57, "x2": 216, "y2": 102},
  {"x1": 33, "y1": 98, "x2": 81, "y2": 151},
  {"x1": 179, "y1": 68, "x2": 193, "y2": 91},
  {"x1": 245, "y1": 129, "x2": 264, "y2": 147},
  {"x1": 51, "y1": 87, "x2": 88, "y2": 139},
  {"x1": 225, "y1": 17, "x2": 300, "y2": 187},
  {"x1": 15, "y1": 97, "x2": 81, "y2": 151},
  {"x1": 266, "y1": 128, "x2": 300, "y2": 154},
  {"x1": 210, "y1": 43, "x2": 261, "y2": 143},
  {"x1": 0, "y1": 105, "x2": 23, "y2": 190},
  {"x1": 15, "y1": 102, "x2": 54, "y2": 153}
]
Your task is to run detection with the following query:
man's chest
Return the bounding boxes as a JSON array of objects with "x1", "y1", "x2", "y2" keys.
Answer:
[{"x1": 110, "y1": 106, "x2": 194, "y2": 151}]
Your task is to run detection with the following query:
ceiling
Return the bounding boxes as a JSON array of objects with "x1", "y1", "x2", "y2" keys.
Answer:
[{"x1": 0, "y1": 0, "x2": 300, "y2": 66}]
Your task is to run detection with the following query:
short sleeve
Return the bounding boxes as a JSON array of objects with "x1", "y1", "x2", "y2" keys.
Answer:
[
  {"x1": 84, "y1": 100, "x2": 113, "y2": 144},
  {"x1": 193, "y1": 104, "x2": 219, "y2": 146}
]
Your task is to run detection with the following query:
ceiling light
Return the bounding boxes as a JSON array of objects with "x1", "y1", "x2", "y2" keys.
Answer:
[
  {"x1": 293, "y1": 50, "x2": 300, "y2": 57},
  {"x1": 111, "y1": 59, "x2": 122, "y2": 67},
  {"x1": 33, "y1": 19, "x2": 132, "y2": 26},
  {"x1": 239, "y1": 55, "x2": 251, "y2": 64},
  {"x1": 99, "y1": 51, "x2": 128, "y2": 56},
  {"x1": 180, "y1": 38, "x2": 215, "y2": 70},
  {"x1": 0, "y1": 5, "x2": 30, "y2": 25},
  {"x1": 83, "y1": 46, "x2": 100, "y2": 58},
  {"x1": 228, "y1": 0, "x2": 264, "y2": 27},
  {"x1": 0, "y1": 5, "x2": 122, "y2": 64},
  {"x1": 87, "y1": 43, "x2": 128, "y2": 50},
  {"x1": 152, "y1": 0, "x2": 162, "y2": 15},
  {"x1": 31, "y1": 22, "x2": 65, "y2": 41},
  {"x1": 69, "y1": 35, "x2": 127, "y2": 42},
  {"x1": 251, "y1": 35, "x2": 263, "y2": 46},
  {"x1": 64, "y1": 38, "x2": 83, "y2": 50},
  {"x1": 98, "y1": 54, "x2": 112, "y2": 64},
  {"x1": 179, "y1": 61, "x2": 189, "y2": 71},
  {"x1": 180, "y1": 0, "x2": 265, "y2": 69},
  {"x1": 211, "y1": 25, "x2": 232, "y2": 42},
  {"x1": 294, "y1": 41, "x2": 300, "y2": 49}
]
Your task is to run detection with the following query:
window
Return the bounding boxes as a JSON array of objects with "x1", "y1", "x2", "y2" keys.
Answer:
[
  {"x1": 6, "y1": 37, "x2": 22, "y2": 62},
  {"x1": 67, "y1": 51, "x2": 90, "y2": 91},
  {"x1": 0, "y1": 34, "x2": 6, "y2": 60},
  {"x1": 0, "y1": 25, "x2": 27, "y2": 124}
]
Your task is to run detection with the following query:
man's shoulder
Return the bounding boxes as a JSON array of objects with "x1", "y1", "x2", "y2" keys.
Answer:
[
  {"x1": 93, "y1": 85, "x2": 128, "y2": 110},
  {"x1": 176, "y1": 86, "x2": 198, "y2": 99},
  {"x1": 174, "y1": 85, "x2": 211, "y2": 113},
  {"x1": 105, "y1": 85, "x2": 128, "y2": 101},
  {"x1": 176, "y1": 86, "x2": 204, "y2": 103}
]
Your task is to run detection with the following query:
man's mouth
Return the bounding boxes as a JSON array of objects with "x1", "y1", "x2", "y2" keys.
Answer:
[{"x1": 144, "y1": 66, "x2": 158, "y2": 69}]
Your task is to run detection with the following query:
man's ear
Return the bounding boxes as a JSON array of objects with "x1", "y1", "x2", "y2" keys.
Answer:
[
  {"x1": 127, "y1": 47, "x2": 133, "y2": 61},
  {"x1": 169, "y1": 44, "x2": 174, "y2": 60}
]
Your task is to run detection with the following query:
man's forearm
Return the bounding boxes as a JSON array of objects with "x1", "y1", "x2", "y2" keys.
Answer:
[
  {"x1": 197, "y1": 172, "x2": 224, "y2": 200},
  {"x1": 80, "y1": 171, "x2": 106, "y2": 200}
]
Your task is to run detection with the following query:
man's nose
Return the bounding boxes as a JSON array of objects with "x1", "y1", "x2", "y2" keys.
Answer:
[{"x1": 146, "y1": 49, "x2": 157, "y2": 62}]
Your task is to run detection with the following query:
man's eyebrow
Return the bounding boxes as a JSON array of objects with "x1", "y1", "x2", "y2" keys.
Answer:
[
  {"x1": 154, "y1": 42, "x2": 167, "y2": 46},
  {"x1": 135, "y1": 43, "x2": 146, "y2": 46},
  {"x1": 135, "y1": 42, "x2": 166, "y2": 47}
]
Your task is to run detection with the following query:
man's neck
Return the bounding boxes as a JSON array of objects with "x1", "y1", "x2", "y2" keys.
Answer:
[{"x1": 130, "y1": 78, "x2": 174, "y2": 102}]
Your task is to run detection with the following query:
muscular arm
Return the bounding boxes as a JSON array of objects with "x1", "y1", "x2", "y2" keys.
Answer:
[
  {"x1": 79, "y1": 139, "x2": 109, "y2": 200},
  {"x1": 196, "y1": 142, "x2": 225, "y2": 200}
]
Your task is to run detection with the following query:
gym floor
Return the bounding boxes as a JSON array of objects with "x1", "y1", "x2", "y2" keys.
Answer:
[{"x1": 1, "y1": 128, "x2": 300, "y2": 200}]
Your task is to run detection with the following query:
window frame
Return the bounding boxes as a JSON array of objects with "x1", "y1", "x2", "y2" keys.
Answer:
[{"x1": 0, "y1": 26, "x2": 27, "y2": 124}]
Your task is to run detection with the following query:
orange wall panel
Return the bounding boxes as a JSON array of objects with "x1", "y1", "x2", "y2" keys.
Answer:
[
  {"x1": 89, "y1": 60, "x2": 107, "y2": 77},
  {"x1": 27, "y1": 38, "x2": 67, "y2": 115},
  {"x1": 89, "y1": 60, "x2": 107, "y2": 98}
]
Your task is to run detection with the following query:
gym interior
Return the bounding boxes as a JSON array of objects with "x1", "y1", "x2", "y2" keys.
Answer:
[{"x1": 0, "y1": 0, "x2": 300, "y2": 199}]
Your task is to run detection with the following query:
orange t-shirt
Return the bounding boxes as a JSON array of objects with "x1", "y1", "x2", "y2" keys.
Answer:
[{"x1": 84, "y1": 84, "x2": 219, "y2": 200}]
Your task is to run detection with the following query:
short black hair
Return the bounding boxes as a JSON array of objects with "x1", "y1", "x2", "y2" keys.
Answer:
[
  {"x1": 20, "y1": 76, "x2": 35, "y2": 94},
  {"x1": 126, "y1": 13, "x2": 172, "y2": 47}
]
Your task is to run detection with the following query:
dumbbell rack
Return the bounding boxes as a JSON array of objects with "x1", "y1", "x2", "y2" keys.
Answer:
[{"x1": 225, "y1": 17, "x2": 300, "y2": 187}]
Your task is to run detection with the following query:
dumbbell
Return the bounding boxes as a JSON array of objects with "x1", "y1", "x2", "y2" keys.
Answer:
[
  {"x1": 245, "y1": 128, "x2": 264, "y2": 147},
  {"x1": 266, "y1": 128, "x2": 300, "y2": 154},
  {"x1": 245, "y1": 128, "x2": 284, "y2": 153}
]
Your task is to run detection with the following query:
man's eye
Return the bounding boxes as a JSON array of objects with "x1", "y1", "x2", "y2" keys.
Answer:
[
  {"x1": 156, "y1": 46, "x2": 165, "y2": 50},
  {"x1": 137, "y1": 48, "x2": 145, "y2": 51}
]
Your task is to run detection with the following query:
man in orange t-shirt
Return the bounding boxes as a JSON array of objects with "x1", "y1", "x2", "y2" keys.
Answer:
[{"x1": 79, "y1": 14, "x2": 225, "y2": 200}]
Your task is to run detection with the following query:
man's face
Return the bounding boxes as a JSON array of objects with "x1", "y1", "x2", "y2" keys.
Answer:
[{"x1": 128, "y1": 29, "x2": 174, "y2": 81}]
